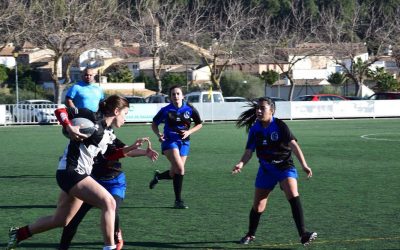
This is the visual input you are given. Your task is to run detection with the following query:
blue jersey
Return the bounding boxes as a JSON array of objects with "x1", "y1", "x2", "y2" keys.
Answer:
[
  {"x1": 66, "y1": 81, "x2": 104, "y2": 112},
  {"x1": 246, "y1": 117, "x2": 296, "y2": 169},
  {"x1": 153, "y1": 102, "x2": 202, "y2": 141}
]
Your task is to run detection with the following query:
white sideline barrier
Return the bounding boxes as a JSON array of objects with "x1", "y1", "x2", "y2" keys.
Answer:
[{"x1": 1, "y1": 100, "x2": 400, "y2": 125}]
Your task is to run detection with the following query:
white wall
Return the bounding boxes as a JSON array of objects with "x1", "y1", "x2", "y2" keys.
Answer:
[
  {"x1": 2, "y1": 100, "x2": 399, "y2": 125},
  {"x1": 122, "y1": 100, "x2": 400, "y2": 123}
]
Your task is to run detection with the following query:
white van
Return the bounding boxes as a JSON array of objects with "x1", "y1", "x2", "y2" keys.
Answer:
[{"x1": 185, "y1": 91, "x2": 224, "y2": 103}]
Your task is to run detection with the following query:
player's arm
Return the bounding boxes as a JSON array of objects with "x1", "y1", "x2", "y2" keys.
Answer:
[
  {"x1": 232, "y1": 149, "x2": 253, "y2": 174},
  {"x1": 289, "y1": 139, "x2": 312, "y2": 178},
  {"x1": 181, "y1": 107, "x2": 203, "y2": 140},
  {"x1": 65, "y1": 97, "x2": 75, "y2": 108},
  {"x1": 151, "y1": 122, "x2": 164, "y2": 142},
  {"x1": 181, "y1": 123, "x2": 202, "y2": 140},
  {"x1": 54, "y1": 107, "x2": 87, "y2": 140},
  {"x1": 106, "y1": 138, "x2": 159, "y2": 162}
]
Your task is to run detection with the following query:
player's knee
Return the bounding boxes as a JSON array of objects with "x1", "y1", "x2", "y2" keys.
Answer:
[{"x1": 104, "y1": 195, "x2": 116, "y2": 211}]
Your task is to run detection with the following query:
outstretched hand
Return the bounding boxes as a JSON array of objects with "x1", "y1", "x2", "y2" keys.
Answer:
[{"x1": 132, "y1": 137, "x2": 150, "y2": 148}]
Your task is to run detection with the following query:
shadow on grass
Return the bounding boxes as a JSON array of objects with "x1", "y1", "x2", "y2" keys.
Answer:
[
  {"x1": 0, "y1": 174, "x2": 53, "y2": 179},
  {"x1": 1, "y1": 241, "x2": 293, "y2": 249},
  {"x1": 0, "y1": 205, "x2": 56, "y2": 209},
  {"x1": 123, "y1": 240, "x2": 293, "y2": 249},
  {"x1": 120, "y1": 206, "x2": 189, "y2": 209}
]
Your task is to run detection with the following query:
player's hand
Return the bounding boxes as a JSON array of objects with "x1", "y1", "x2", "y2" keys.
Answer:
[
  {"x1": 157, "y1": 133, "x2": 165, "y2": 142},
  {"x1": 146, "y1": 147, "x2": 159, "y2": 162},
  {"x1": 180, "y1": 130, "x2": 191, "y2": 140},
  {"x1": 302, "y1": 165, "x2": 313, "y2": 179},
  {"x1": 232, "y1": 163, "x2": 243, "y2": 175},
  {"x1": 132, "y1": 137, "x2": 149, "y2": 148},
  {"x1": 66, "y1": 125, "x2": 88, "y2": 141}
]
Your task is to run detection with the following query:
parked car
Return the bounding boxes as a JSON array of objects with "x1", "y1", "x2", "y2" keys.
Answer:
[
  {"x1": 12, "y1": 99, "x2": 57, "y2": 123},
  {"x1": 345, "y1": 96, "x2": 364, "y2": 100},
  {"x1": 145, "y1": 94, "x2": 170, "y2": 103},
  {"x1": 125, "y1": 95, "x2": 146, "y2": 103},
  {"x1": 224, "y1": 96, "x2": 247, "y2": 102},
  {"x1": 268, "y1": 96, "x2": 287, "y2": 102},
  {"x1": 185, "y1": 91, "x2": 224, "y2": 103},
  {"x1": 293, "y1": 94, "x2": 348, "y2": 101},
  {"x1": 367, "y1": 92, "x2": 400, "y2": 100}
]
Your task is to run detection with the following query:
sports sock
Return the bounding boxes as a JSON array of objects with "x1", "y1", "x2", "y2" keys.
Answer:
[
  {"x1": 103, "y1": 245, "x2": 116, "y2": 250},
  {"x1": 59, "y1": 202, "x2": 92, "y2": 249},
  {"x1": 173, "y1": 174, "x2": 184, "y2": 201},
  {"x1": 158, "y1": 170, "x2": 172, "y2": 180},
  {"x1": 16, "y1": 225, "x2": 32, "y2": 242},
  {"x1": 248, "y1": 208, "x2": 262, "y2": 236},
  {"x1": 289, "y1": 196, "x2": 306, "y2": 236}
]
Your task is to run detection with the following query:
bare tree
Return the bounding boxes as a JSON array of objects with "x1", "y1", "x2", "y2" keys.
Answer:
[
  {"x1": 250, "y1": 1, "x2": 321, "y2": 100},
  {"x1": 23, "y1": 0, "x2": 120, "y2": 103},
  {"x1": 122, "y1": 0, "x2": 193, "y2": 93},
  {"x1": 0, "y1": 0, "x2": 29, "y2": 49},
  {"x1": 318, "y1": 2, "x2": 398, "y2": 96},
  {"x1": 180, "y1": 0, "x2": 258, "y2": 91}
]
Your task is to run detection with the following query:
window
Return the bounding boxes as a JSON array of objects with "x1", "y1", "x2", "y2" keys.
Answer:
[
  {"x1": 213, "y1": 94, "x2": 223, "y2": 103},
  {"x1": 187, "y1": 95, "x2": 199, "y2": 103},
  {"x1": 202, "y1": 94, "x2": 211, "y2": 103}
]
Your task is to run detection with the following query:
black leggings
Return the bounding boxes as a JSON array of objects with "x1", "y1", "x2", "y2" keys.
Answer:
[{"x1": 58, "y1": 195, "x2": 123, "y2": 250}]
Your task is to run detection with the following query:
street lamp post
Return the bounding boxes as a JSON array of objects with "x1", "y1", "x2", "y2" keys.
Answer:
[{"x1": 13, "y1": 52, "x2": 19, "y2": 104}]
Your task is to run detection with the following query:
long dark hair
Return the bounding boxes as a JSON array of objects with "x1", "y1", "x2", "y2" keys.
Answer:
[
  {"x1": 236, "y1": 97, "x2": 276, "y2": 132},
  {"x1": 98, "y1": 95, "x2": 129, "y2": 116}
]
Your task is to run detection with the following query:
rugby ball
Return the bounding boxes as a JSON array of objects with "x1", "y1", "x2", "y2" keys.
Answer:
[{"x1": 62, "y1": 117, "x2": 96, "y2": 139}]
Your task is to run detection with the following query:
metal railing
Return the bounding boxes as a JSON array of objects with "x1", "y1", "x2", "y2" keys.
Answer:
[{"x1": 2, "y1": 104, "x2": 64, "y2": 125}]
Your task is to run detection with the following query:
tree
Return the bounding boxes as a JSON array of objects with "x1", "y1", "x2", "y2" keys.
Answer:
[
  {"x1": 0, "y1": 65, "x2": 10, "y2": 84},
  {"x1": 180, "y1": 0, "x2": 258, "y2": 90},
  {"x1": 250, "y1": 1, "x2": 322, "y2": 100},
  {"x1": 105, "y1": 64, "x2": 134, "y2": 83},
  {"x1": 220, "y1": 70, "x2": 263, "y2": 98},
  {"x1": 260, "y1": 69, "x2": 279, "y2": 96},
  {"x1": 161, "y1": 73, "x2": 186, "y2": 94},
  {"x1": 327, "y1": 72, "x2": 347, "y2": 86},
  {"x1": 318, "y1": 2, "x2": 398, "y2": 96},
  {"x1": 368, "y1": 67, "x2": 399, "y2": 91},
  {"x1": 0, "y1": 0, "x2": 28, "y2": 50},
  {"x1": 122, "y1": 0, "x2": 197, "y2": 93},
  {"x1": 23, "y1": 0, "x2": 120, "y2": 103}
]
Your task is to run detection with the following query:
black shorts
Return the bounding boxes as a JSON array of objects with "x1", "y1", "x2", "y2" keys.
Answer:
[{"x1": 56, "y1": 169, "x2": 89, "y2": 193}]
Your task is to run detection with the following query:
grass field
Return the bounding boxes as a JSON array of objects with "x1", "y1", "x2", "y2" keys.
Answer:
[{"x1": 0, "y1": 118, "x2": 399, "y2": 249}]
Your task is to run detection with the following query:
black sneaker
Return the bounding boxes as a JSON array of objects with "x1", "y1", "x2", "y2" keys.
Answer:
[
  {"x1": 300, "y1": 232, "x2": 317, "y2": 246},
  {"x1": 149, "y1": 170, "x2": 160, "y2": 189},
  {"x1": 239, "y1": 234, "x2": 255, "y2": 244},
  {"x1": 174, "y1": 200, "x2": 188, "y2": 209}
]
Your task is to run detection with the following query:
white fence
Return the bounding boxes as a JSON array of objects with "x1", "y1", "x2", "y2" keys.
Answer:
[{"x1": 1, "y1": 100, "x2": 400, "y2": 125}]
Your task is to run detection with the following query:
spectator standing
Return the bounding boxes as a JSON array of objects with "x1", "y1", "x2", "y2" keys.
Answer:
[{"x1": 65, "y1": 68, "x2": 104, "y2": 112}]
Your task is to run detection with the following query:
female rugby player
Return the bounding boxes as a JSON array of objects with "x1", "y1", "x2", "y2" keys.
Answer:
[
  {"x1": 232, "y1": 97, "x2": 317, "y2": 246},
  {"x1": 149, "y1": 86, "x2": 203, "y2": 209}
]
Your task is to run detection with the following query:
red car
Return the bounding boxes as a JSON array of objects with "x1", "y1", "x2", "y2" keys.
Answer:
[{"x1": 293, "y1": 94, "x2": 348, "y2": 101}]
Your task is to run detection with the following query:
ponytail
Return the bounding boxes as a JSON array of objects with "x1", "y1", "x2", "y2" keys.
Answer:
[{"x1": 236, "y1": 97, "x2": 276, "y2": 132}]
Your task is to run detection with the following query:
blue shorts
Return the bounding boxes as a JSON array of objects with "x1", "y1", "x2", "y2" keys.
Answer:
[
  {"x1": 161, "y1": 140, "x2": 190, "y2": 156},
  {"x1": 96, "y1": 172, "x2": 126, "y2": 199},
  {"x1": 255, "y1": 164, "x2": 298, "y2": 190}
]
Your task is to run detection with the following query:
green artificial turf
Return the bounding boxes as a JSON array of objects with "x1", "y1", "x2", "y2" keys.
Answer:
[{"x1": 0, "y1": 118, "x2": 399, "y2": 249}]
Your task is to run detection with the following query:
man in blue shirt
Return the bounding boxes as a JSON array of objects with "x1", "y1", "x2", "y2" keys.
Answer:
[{"x1": 65, "y1": 68, "x2": 104, "y2": 112}]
